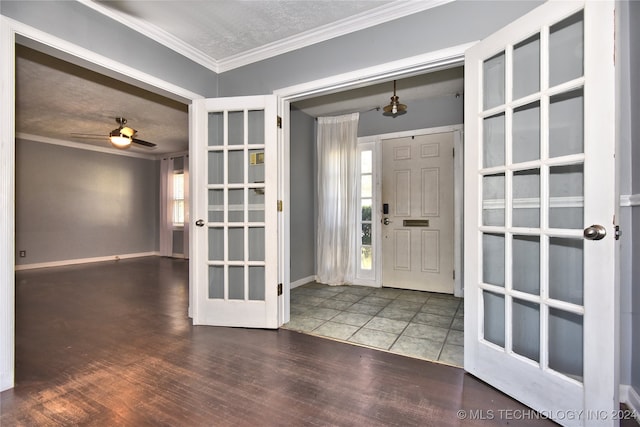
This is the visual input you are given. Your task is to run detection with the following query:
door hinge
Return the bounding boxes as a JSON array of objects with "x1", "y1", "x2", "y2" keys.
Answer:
[
  {"x1": 277, "y1": 283, "x2": 283, "y2": 296},
  {"x1": 277, "y1": 116, "x2": 282, "y2": 129},
  {"x1": 453, "y1": 270, "x2": 455, "y2": 280},
  {"x1": 615, "y1": 225, "x2": 621, "y2": 240},
  {"x1": 452, "y1": 147, "x2": 455, "y2": 157},
  {"x1": 277, "y1": 200, "x2": 283, "y2": 212}
]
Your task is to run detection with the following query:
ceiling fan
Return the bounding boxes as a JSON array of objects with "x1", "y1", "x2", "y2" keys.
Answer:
[{"x1": 71, "y1": 117, "x2": 157, "y2": 149}]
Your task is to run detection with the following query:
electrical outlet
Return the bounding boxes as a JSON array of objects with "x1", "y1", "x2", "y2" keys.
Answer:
[{"x1": 19, "y1": 250, "x2": 26, "y2": 257}]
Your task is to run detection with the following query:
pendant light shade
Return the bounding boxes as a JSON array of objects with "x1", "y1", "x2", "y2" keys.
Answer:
[{"x1": 382, "y1": 80, "x2": 407, "y2": 117}]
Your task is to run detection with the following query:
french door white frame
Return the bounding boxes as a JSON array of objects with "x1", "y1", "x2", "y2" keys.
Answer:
[{"x1": 356, "y1": 125, "x2": 464, "y2": 297}]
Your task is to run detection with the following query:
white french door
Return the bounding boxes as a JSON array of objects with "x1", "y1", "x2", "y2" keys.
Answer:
[
  {"x1": 464, "y1": 1, "x2": 617, "y2": 426},
  {"x1": 191, "y1": 95, "x2": 279, "y2": 328}
]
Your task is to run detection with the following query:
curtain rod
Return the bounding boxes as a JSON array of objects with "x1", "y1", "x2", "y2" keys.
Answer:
[{"x1": 315, "y1": 106, "x2": 380, "y2": 120}]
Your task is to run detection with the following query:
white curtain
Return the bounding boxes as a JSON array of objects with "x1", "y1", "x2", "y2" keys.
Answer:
[
  {"x1": 316, "y1": 113, "x2": 359, "y2": 285},
  {"x1": 159, "y1": 157, "x2": 174, "y2": 257},
  {"x1": 182, "y1": 155, "x2": 190, "y2": 259}
]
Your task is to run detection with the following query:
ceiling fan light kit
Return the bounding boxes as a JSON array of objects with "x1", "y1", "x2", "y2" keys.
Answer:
[
  {"x1": 109, "y1": 134, "x2": 132, "y2": 148},
  {"x1": 382, "y1": 80, "x2": 407, "y2": 117},
  {"x1": 71, "y1": 117, "x2": 157, "y2": 149}
]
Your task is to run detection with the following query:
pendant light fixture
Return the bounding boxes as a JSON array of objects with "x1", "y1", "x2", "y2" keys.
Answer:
[{"x1": 382, "y1": 80, "x2": 407, "y2": 117}]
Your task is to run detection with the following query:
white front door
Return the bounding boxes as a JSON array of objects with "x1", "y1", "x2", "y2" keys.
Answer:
[
  {"x1": 381, "y1": 132, "x2": 455, "y2": 293},
  {"x1": 191, "y1": 95, "x2": 279, "y2": 328},
  {"x1": 464, "y1": 2, "x2": 617, "y2": 426}
]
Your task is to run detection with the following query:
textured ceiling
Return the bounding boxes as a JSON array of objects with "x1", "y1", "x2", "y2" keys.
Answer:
[
  {"x1": 15, "y1": 0, "x2": 460, "y2": 155},
  {"x1": 16, "y1": 45, "x2": 189, "y2": 155},
  {"x1": 94, "y1": 0, "x2": 389, "y2": 61}
]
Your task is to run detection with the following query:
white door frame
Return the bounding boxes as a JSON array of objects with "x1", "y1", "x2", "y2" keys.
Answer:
[
  {"x1": 275, "y1": 43, "x2": 473, "y2": 325},
  {"x1": 0, "y1": 16, "x2": 204, "y2": 391},
  {"x1": 358, "y1": 125, "x2": 464, "y2": 297}
]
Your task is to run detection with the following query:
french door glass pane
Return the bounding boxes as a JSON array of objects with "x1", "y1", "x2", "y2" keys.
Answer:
[
  {"x1": 513, "y1": 34, "x2": 540, "y2": 100},
  {"x1": 483, "y1": 113, "x2": 505, "y2": 168},
  {"x1": 208, "y1": 189, "x2": 223, "y2": 222},
  {"x1": 549, "y1": 164, "x2": 583, "y2": 229},
  {"x1": 249, "y1": 227, "x2": 265, "y2": 261},
  {"x1": 228, "y1": 266, "x2": 244, "y2": 300},
  {"x1": 208, "y1": 266, "x2": 224, "y2": 299},
  {"x1": 228, "y1": 150, "x2": 244, "y2": 184},
  {"x1": 549, "y1": 12, "x2": 584, "y2": 87},
  {"x1": 208, "y1": 151, "x2": 223, "y2": 185},
  {"x1": 208, "y1": 228, "x2": 223, "y2": 261},
  {"x1": 228, "y1": 111, "x2": 244, "y2": 145},
  {"x1": 512, "y1": 102, "x2": 540, "y2": 163},
  {"x1": 483, "y1": 291, "x2": 505, "y2": 347},
  {"x1": 549, "y1": 238, "x2": 583, "y2": 305},
  {"x1": 228, "y1": 188, "x2": 244, "y2": 222},
  {"x1": 248, "y1": 188, "x2": 265, "y2": 222},
  {"x1": 549, "y1": 89, "x2": 583, "y2": 158},
  {"x1": 483, "y1": 174, "x2": 505, "y2": 226},
  {"x1": 228, "y1": 227, "x2": 244, "y2": 261},
  {"x1": 549, "y1": 308, "x2": 583, "y2": 381},
  {"x1": 249, "y1": 267, "x2": 265, "y2": 300},
  {"x1": 512, "y1": 299, "x2": 540, "y2": 362},
  {"x1": 249, "y1": 149, "x2": 265, "y2": 183},
  {"x1": 483, "y1": 52, "x2": 505, "y2": 110},
  {"x1": 483, "y1": 233, "x2": 505, "y2": 287},
  {"x1": 208, "y1": 112, "x2": 223, "y2": 147},
  {"x1": 512, "y1": 169, "x2": 540, "y2": 228},
  {"x1": 248, "y1": 110, "x2": 265, "y2": 145},
  {"x1": 512, "y1": 235, "x2": 540, "y2": 295}
]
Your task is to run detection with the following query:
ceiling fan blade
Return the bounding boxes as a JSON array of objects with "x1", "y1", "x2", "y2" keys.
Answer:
[{"x1": 132, "y1": 138, "x2": 157, "y2": 148}]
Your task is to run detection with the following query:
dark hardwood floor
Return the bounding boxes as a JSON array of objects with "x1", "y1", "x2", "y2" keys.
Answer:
[{"x1": 1, "y1": 257, "x2": 561, "y2": 426}]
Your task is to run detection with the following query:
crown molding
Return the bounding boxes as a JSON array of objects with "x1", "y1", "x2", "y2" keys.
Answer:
[
  {"x1": 17, "y1": 133, "x2": 157, "y2": 160},
  {"x1": 79, "y1": 0, "x2": 453, "y2": 75},
  {"x1": 217, "y1": 0, "x2": 454, "y2": 73},
  {"x1": 77, "y1": 0, "x2": 221, "y2": 74}
]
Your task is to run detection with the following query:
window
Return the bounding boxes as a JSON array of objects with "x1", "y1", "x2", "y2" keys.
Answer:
[
  {"x1": 356, "y1": 142, "x2": 377, "y2": 283},
  {"x1": 172, "y1": 172, "x2": 185, "y2": 226}
]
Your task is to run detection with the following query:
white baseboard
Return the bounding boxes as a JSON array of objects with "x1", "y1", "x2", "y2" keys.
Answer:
[
  {"x1": 620, "y1": 384, "x2": 640, "y2": 424},
  {"x1": 14, "y1": 252, "x2": 160, "y2": 271},
  {"x1": 290, "y1": 275, "x2": 316, "y2": 289}
]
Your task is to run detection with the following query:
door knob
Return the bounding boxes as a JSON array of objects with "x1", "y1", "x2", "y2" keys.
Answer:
[
  {"x1": 383, "y1": 218, "x2": 391, "y2": 225},
  {"x1": 583, "y1": 224, "x2": 606, "y2": 240},
  {"x1": 195, "y1": 219, "x2": 205, "y2": 227}
]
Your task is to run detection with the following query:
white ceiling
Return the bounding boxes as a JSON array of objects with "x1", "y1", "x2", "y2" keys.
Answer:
[{"x1": 15, "y1": 0, "x2": 461, "y2": 155}]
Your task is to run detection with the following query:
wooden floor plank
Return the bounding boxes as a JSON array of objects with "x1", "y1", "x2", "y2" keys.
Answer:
[{"x1": 2, "y1": 257, "x2": 562, "y2": 426}]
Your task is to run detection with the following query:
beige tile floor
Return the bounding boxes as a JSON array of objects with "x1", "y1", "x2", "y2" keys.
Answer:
[{"x1": 283, "y1": 282, "x2": 464, "y2": 367}]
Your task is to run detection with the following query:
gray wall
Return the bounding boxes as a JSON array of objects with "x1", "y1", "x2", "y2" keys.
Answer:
[
  {"x1": 15, "y1": 139, "x2": 159, "y2": 265},
  {"x1": 289, "y1": 108, "x2": 316, "y2": 282},
  {"x1": 218, "y1": 1, "x2": 542, "y2": 96},
  {"x1": 1, "y1": 0, "x2": 219, "y2": 98},
  {"x1": 358, "y1": 94, "x2": 463, "y2": 137}
]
